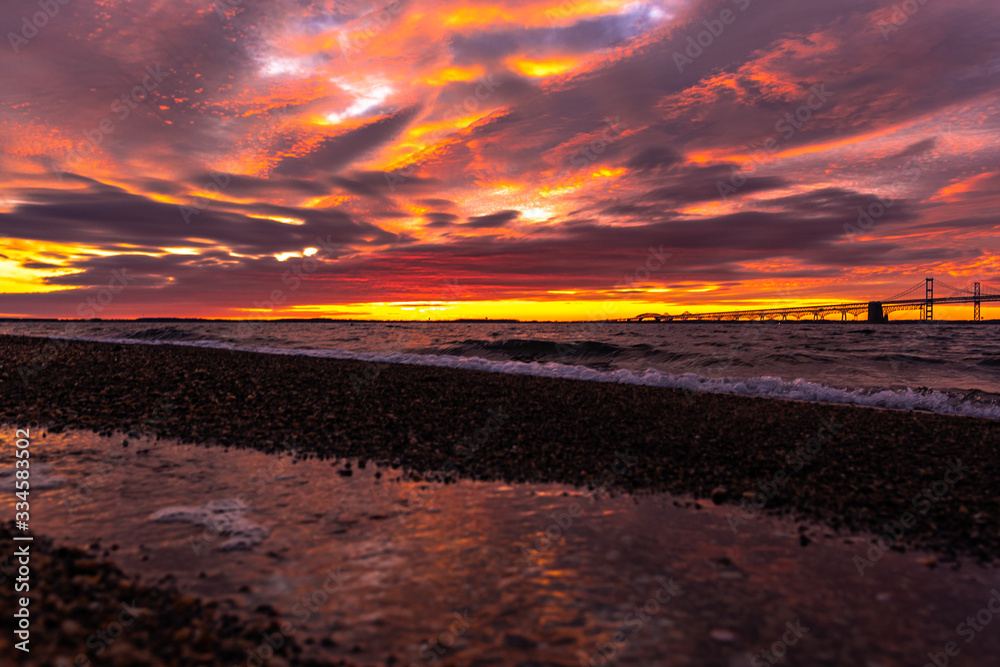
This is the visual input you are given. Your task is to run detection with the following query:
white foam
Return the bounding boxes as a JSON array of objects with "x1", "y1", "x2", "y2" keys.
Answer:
[
  {"x1": 0, "y1": 462, "x2": 68, "y2": 489},
  {"x1": 44, "y1": 334, "x2": 1000, "y2": 421},
  {"x1": 149, "y1": 498, "x2": 269, "y2": 551}
]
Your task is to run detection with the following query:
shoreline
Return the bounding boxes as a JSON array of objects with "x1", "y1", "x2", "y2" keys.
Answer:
[
  {"x1": 0, "y1": 523, "x2": 346, "y2": 667},
  {"x1": 1, "y1": 334, "x2": 999, "y2": 561},
  {"x1": 9, "y1": 428, "x2": 1000, "y2": 666}
]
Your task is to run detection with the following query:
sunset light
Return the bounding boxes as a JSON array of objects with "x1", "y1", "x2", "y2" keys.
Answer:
[{"x1": 0, "y1": 0, "x2": 997, "y2": 322}]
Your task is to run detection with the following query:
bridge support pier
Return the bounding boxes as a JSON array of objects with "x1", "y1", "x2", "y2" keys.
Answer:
[{"x1": 867, "y1": 302, "x2": 888, "y2": 323}]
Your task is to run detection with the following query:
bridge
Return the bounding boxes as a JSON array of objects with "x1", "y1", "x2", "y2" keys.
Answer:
[{"x1": 628, "y1": 278, "x2": 1000, "y2": 323}]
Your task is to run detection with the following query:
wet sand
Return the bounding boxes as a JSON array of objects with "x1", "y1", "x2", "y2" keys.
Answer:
[
  {"x1": 5, "y1": 428, "x2": 1000, "y2": 667},
  {"x1": 1, "y1": 335, "x2": 998, "y2": 561}
]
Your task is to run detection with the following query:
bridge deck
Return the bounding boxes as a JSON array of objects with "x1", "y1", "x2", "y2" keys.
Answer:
[{"x1": 627, "y1": 292, "x2": 1000, "y2": 322}]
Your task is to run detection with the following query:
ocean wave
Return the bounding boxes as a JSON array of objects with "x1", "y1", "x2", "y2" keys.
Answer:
[
  {"x1": 41, "y1": 334, "x2": 1000, "y2": 421},
  {"x1": 433, "y1": 338, "x2": 626, "y2": 360},
  {"x1": 123, "y1": 326, "x2": 210, "y2": 342},
  {"x1": 873, "y1": 353, "x2": 949, "y2": 365}
]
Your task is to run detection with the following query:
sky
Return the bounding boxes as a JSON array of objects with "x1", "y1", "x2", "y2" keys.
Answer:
[{"x1": 1, "y1": 0, "x2": 998, "y2": 320}]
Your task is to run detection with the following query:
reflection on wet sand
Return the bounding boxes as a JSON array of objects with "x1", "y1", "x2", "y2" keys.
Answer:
[{"x1": 6, "y1": 428, "x2": 1000, "y2": 666}]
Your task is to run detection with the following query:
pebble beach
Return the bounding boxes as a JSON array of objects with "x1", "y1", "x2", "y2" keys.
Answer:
[
  {"x1": 3, "y1": 334, "x2": 1000, "y2": 666},
  {"x1": 2, "y1": 335, "x2": 998, "y2": 559}
]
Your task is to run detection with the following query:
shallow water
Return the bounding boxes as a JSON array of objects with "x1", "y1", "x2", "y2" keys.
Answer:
[
  {"x1": 5, "y1": 320, "x2": 1000, "y2": 420},
  {"x1": 5, "y1": 426, "x2": 1000, "y2": 666}
]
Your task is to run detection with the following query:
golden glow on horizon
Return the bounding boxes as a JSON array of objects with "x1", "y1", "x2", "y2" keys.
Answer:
[{"x1": 220, "y1": 297, "x2": 1000, "y2": 321}]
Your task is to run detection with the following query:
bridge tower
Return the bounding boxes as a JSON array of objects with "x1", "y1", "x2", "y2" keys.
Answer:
[
  {"x1": 924, "y1": 277, "x2": 933, "y2": 322},
  {"x1": 975, "y1": 282, "x2": 981, "y2": 322}
]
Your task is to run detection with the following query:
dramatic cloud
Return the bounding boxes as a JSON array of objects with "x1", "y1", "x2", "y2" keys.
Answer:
[{"x1": 1, "y1": 0, "x2": 999, "y2": 319}]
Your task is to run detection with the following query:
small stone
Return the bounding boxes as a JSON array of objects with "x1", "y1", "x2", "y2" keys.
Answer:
[
  {"x1": 710, "y1": 629, "x2": 736, "y2": 642},
  {"x1": 711, "y1": 487, "x2": 728, "y2": 504},
  {"x1": 503, "y1": 634, "x2": 537, "y2": 649},
  {"x1": 61, "y1": 619, "x2": 84, "y2": 637}
]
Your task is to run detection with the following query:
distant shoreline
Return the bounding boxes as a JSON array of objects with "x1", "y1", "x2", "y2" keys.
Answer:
[{"x1": 2, "y1": 317, "x2": 998, "y2": 323}]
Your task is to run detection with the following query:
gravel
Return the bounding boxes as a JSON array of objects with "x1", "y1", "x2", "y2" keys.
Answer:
[
  {"x1": 0, "y1": 522, "x2": 352, "y2": 667},
  {"x1": 2, "y1": 334, "x2": 998, "y2": 562}
]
